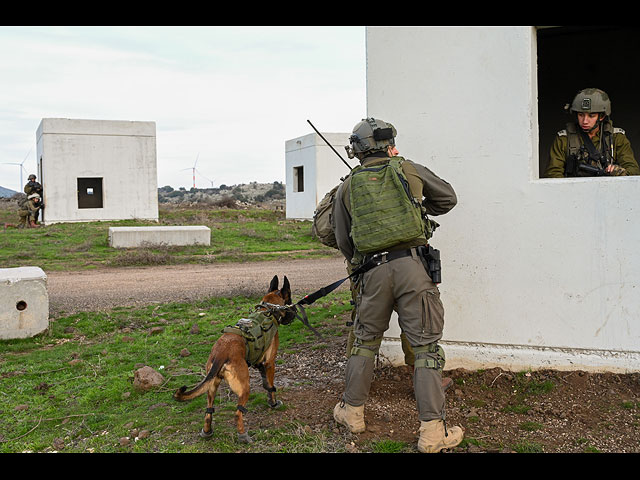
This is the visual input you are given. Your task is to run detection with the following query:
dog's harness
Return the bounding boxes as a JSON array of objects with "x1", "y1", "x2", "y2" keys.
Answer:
[{"x1": 222, "y1": 309, "x2": 279, "y2": 367}]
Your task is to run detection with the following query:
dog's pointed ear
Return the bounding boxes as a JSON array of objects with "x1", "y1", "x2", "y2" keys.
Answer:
[
  {"x1": 282, "y1": 276, "x2": 291, "y2": 299},
  {"x1": 269, "y1": 275, "x2": 279, "y2": 293}
]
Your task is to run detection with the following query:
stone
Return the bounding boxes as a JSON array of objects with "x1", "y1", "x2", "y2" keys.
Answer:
[{"x1": 133, "y1": 366, "x2": 165, "y2": 391}]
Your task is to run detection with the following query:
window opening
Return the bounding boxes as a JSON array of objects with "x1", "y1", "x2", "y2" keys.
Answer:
[{"x1": 77, "y1": 177, "x2": 104, "y2": 208}]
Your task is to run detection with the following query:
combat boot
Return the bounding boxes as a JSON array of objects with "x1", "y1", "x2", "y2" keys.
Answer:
[
  {"x1": 417, "y1": 419, "x2": 464, "y2": 453},
  {"x1": 333, "y1": 400, "x2": 366, "y2": 433}
]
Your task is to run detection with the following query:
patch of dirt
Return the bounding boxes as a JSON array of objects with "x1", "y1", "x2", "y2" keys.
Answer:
[
  {"x1": 248, "y1": 323, "x2": 640, "y2": 453},
  {"x1": 47, "y1": 260, "x2": 640, "y2": 453},
  {"x1": 46, "y1": 256, "x2": 348, "y2": 316}
]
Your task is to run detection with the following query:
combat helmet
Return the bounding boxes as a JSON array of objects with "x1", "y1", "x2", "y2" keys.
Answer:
[
  {"x1": 345, "y1": 118, "x2": 397, "y2": 159},
  {"x1": 568, "y1": 88, "x2": 611, "y2": 116}
]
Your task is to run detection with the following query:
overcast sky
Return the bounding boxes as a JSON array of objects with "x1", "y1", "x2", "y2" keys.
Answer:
[{"x1": 0, "y1": 26, "x2": 366, "y2": 192}]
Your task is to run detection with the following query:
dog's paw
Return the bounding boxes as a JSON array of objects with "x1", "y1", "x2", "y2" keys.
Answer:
[
  {"x1": 237, "y1": 432, "x2": 253, "y2": 444},
  {"x1": 199, "y1": 428, "x2": 214, "y2": 439},
  {"x1": 269, "y1": 400, "x2": 283, "y2": 409}
]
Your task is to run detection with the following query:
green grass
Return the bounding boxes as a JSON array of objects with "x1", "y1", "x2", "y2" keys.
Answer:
[
  {"x1": 370, "y1": 439, "x2": 410, "y2": 453},
  {"x1": 0, "y1": 204, "x2": 335, "y2": 271},
  {"x1": 0, "y1": 203, "x2": 355, "y2": 452},
  {"x1": 513, "y1": 441, "x2": 544, "y2": 453},
  {"x1": 0, "y1": 292, "x2": 354, "y2": 453},
  {"x1": 502, "y1": 371, "x2": 555, "y2": 416}
]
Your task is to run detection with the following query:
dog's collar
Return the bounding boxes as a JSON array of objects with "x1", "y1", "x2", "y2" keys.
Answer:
[{"x1": 255, "y1": 302, "x2": 296, "y2": 325}]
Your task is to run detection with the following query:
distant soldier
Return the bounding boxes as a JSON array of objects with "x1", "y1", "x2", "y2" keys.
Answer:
[
  {"x1": 18, "y1": 193, "x2": 42, "y2": 228},
  {"x1": 24, "y1": 174, "x2": 44, "y2": 223}
]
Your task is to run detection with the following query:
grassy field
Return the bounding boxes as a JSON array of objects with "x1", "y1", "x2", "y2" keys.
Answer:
[
  {"x1": 0, "y1": 292, "x2": 354, "y2": 453},
  {"x1": 0, "y1": 202, "x2": 335, "y2": 271},
  {"x1": 0, "y1": 202, "x2": 364, "y2": 453}
]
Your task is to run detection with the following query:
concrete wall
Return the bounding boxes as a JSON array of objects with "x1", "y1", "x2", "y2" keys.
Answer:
[
  {"x1": 367, "y1": 27, "x2": 640, "y2": 373},
  {"x1": 285, "y1": 132, "x2": 350, "y2": 220},
  {"x1": 0, "y1": 267, "x2": 49, "y2": 339},
  {"x1": 36, "y1": 118, "x2": 159, "y2": 225},
  {"x1": 108, "y1": 226, "x2": 211, "y2": 248}
]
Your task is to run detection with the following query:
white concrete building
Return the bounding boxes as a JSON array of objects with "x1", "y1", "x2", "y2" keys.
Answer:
[
  {"x1": 285, "y1": 132, "x2": 350, "y2": 220},
  {"x1": 362, "y1": 26, "x2": 640, "y2": 373},
  {"x1": 36, "y1": 118, "x2": 159, "y2": 225}
]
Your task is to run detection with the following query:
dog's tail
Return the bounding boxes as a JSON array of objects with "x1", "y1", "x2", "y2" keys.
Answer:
[{"x1": 173, "y1": 356, "x2": 225, "y2": 402}]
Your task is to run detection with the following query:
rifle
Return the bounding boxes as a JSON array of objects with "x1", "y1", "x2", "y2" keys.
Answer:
[
  {"x1": 577, "y1": 163, "x2": 606, "y2": 176},
  {"x1": 307, "y1": 120, "x2": 352, "y2": 170}
]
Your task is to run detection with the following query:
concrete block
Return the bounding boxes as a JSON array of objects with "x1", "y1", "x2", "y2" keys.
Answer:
[
  {"x1": 108, "y1": 226, "x2": 211, "y2": 248},
  {"x1": 0, "y1": 267, "x2": 49, "y2": 340}
]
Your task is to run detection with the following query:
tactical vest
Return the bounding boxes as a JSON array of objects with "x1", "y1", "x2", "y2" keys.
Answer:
[
  {"x1": 562, "y1": 121, "x2": 620, "y2": 175},
  {"x1": 222, "y1": 311, "x2": 278, "y2": 366},
  {"x1": 349, "y1": 156, "x2": 426, "y2": 254}
]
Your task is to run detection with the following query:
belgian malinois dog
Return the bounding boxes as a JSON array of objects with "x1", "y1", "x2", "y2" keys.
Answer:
[{"x1": 174, "y1": 275, "x2": 295, "y2": 443}]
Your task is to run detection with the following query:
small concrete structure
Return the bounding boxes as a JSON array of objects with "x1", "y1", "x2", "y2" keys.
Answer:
[
  {"x1": 108, "y1": 226, "x2": 211, "y2": 248},
  {"x1": 285, "y1": 132, "x2": 350, "y2": 220},
  {"x1": 0, "y1": 267, "x2": 49, "y2": 339},
  {"x1": 36, "y1": 118, "x2": 159, "y2": 225}
]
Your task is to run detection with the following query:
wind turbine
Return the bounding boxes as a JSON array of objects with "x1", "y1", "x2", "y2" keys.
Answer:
[
  {"x1": 181, "y1": 153, "x2": 199, "y2": 189},
  {"x1": 180, "y1": 153, "x2": 214, "y2": 189},
  {"x1": 2, "y1": 147, "x2": 32, "y2": 190}
]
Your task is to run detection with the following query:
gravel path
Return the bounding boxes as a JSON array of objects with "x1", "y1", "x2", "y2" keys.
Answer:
[{"x1": 46, "y1": 256, "x2": 349, "y2": 316}]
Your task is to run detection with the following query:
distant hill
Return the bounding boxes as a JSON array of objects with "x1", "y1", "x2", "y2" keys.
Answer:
[
  {"x1": 0, "y1": 186, "x2": 18, "y2": 198},
  {"x1": 157, "y1": 182, "x2": 285, "y2": 208}
]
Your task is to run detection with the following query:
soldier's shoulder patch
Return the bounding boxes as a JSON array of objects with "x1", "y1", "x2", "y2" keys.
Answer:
[
  {"x1": 614, "y1": 127, "x2": 626, "y2": 135},
  {"x1": 557, "y1": 129, "x2": 567, "y2": 137}
]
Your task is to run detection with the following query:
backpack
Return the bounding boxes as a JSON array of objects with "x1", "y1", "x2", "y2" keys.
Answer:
[{"x1": 311, "y1": 181, "x2": 344, "y2": 249}]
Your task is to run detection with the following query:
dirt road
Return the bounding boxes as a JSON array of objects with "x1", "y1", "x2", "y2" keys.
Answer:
[{"x1": 46, "y1": 256, "x2": 349, "y2": 316}]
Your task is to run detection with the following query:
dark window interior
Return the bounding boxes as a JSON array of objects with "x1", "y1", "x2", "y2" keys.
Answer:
[
  {"x1": 77, "y1": 177, "x2": 103, "y2": 209},
  {"x1": 537, "y1": 26, "x2": 640, "y2": 177},
  {"x1": 294, "y1": 166, "x2": 304, "y2": 192}
]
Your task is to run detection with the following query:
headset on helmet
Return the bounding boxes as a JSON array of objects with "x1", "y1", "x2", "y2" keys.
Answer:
[{"x1": 345, "y1": 118, "x2": 397, "y2": 159}]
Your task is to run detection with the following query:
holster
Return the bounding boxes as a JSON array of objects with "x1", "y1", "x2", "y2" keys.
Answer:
[{"x1": 417, "y1": 245, "x2": 442, "y2": 284}]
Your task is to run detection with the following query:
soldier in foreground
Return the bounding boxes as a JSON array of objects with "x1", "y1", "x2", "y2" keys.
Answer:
[{"x1": 332, "y1": 118, "x2": 464, "y2": 453}]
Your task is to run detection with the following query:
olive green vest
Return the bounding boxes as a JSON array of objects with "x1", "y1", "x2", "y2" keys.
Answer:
[
  {"x1": 223, "y1": 311, "x2": 278, "y2": 366},
  {"x1": 349, "y1": 156, "x2": 425, "y2": 253}
]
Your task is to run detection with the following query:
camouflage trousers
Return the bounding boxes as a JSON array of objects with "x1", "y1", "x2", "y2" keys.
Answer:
[
  {"x1": 18, "y1": 210, "x2": 30, "y2": 227},
  {"x1": 343, "y1": 251, "x2": 447, "y2": 422}
]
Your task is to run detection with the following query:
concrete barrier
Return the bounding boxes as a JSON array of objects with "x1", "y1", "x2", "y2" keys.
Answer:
[
  {"x1": 108, "y1": 226, "x2": 211, "y2": 248},
  {"x1": 0, "y1": 267, "x2": 49, "y2": 339}
]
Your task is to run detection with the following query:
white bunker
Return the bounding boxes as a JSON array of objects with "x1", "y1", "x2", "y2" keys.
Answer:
[
  {"x1": 36, "y1": 118, "x2": 159, "y2": 225},
  {"x1": 365, "y1": 26, "x2": 640, "y2": 373},
  {"x1": 285, "y1": 131, "x2": 351, "y2": 220}
]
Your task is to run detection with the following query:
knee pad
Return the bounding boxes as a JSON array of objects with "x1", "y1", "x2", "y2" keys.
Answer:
[
  {"x1": 413, "y1": 343, "x2": 445, "y2": 373},
  {"x1": 350, "y1": 337, "x2": 382, "y2": 359}
]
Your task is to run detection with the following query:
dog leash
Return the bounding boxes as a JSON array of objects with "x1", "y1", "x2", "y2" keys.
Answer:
[{"x1": 292, "y1": 252, "x2": 389, "y2": 339}]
